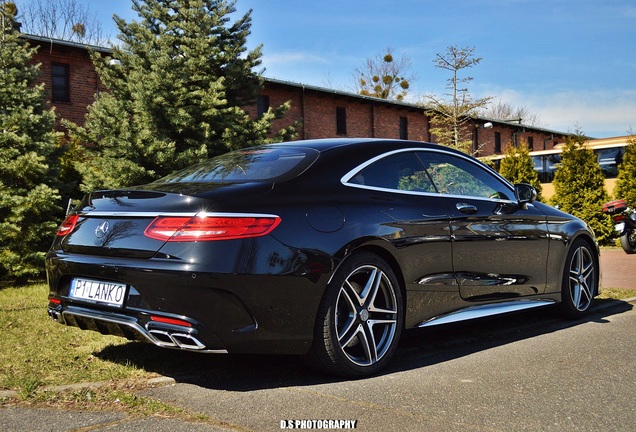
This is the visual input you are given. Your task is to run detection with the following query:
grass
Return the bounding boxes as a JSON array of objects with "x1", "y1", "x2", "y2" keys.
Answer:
[
  {"x1": 0, "y1": 283, "x2": 153, "y2": 393},
  {"x1": 598, "y1": 287, "x2": 636, "y2": 300},
  {"x1": 0, "y1": 282, "x2": 222, "y2": 422},
  {"x1": 17, "y1": 385, "x2": 210, "y2": 422}
]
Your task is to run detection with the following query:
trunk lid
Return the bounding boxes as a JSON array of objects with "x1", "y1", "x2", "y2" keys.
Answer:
[{"x1": 57, "y1": 182, "x2": 272, "y2": 258}]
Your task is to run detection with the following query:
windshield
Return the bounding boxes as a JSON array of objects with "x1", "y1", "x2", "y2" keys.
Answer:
[{"x1": 156, "y1": 146, "x2": 319, "y2": 183}]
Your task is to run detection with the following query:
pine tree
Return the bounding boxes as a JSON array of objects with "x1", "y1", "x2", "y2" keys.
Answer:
[
  {"x1": 614, "y1": 134, "x2": 636, "y2": 206},
  {"x1": 67, "y1": 0, "x2": 296, "y2": 192},
  {"x1": 498, "y1": 140, "x2": 543, "y2": 199},
  {"x1": 0, "y1": 2, "x2": 63, "y2": 282},
  {"x1": 551, "y1": 131, "x2": 614, "y2": 244}
]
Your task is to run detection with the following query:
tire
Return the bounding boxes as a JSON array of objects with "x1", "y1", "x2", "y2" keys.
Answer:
[
  {"x1": 620, "y1": 230, "x2": 636, "y2": 254},
  {"x1": 306, "y1": 252, "x2": 403, "y2": 377},
  {"x1": 560, "y1": 239, "x2": 598, "y2": 319}
]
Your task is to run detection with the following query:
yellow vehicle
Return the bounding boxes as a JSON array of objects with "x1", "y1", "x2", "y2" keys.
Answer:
[{"x1": 486, "y1": 135, "x2": 630, "y2": 199}]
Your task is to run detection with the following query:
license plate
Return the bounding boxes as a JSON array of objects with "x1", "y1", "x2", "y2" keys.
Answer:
[{"x1": 69, "y1": 278, "x2": 127, "y2": 307}]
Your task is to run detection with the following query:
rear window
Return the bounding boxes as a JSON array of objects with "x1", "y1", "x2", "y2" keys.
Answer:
[{"x1": 157, "y1": 146, "x2": 319, "y2": 183}]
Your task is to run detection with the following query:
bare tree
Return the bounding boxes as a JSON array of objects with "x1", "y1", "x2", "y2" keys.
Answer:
[
  {"x1": 15, "y1": 0, "x2": 106, "y2": 45},
  {"x1": 482, "y1": 100, "x2": 544, "y2": 127},
  {"x1": 354, "y1": 47, "x2": 415, "y2": 102},
  {"x1": 424, "y1": 46, "x2": 492, "y2": 153}
]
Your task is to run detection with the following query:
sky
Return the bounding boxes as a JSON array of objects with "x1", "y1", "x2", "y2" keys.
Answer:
[{"x1": 17, "y1": 0, "x2": 636, "y2": 138}]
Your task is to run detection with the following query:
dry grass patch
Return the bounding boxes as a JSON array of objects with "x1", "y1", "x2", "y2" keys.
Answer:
[{"x1": 0, "y1": 283, "x2": 156, "y2": 395}]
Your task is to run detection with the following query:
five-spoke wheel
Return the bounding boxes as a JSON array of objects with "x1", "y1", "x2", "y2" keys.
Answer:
[
  {"x1": 307, "y1": 252, "x2": 403, "y2": 377},
  {"x1": 562, "y1": 239, "x2": 598, "y2": 318}
]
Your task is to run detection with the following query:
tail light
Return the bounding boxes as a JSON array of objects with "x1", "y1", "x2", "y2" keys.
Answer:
[
  {"x1": 150, "y1": 315, "x2": 192, "y2": 327},
  {"x1": 144, "y1": 214, "x2": 281, "y2": 241},
  {"x1": 56, "y1": 214, "x2": 80, "y2": 236},
  {"x1": 613, "y1": 214, "x2": 625, "y2": 222}
]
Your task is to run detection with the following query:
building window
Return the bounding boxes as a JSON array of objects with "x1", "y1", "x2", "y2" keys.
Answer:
[
  {"x1": 399, "y1": 116, "x2": 408, "y2": 140},
  {"x1": 527, "y1": 136, "x2": 534, "y2": 151},
  {"x1": 336, "y1": 107, "x2": 347, "y2": 135},
  {"x1": 494, "y1": 132, "x2": 501, "y2": 153},
  {"x1": 51, "y1": 63, "x2": 70, "y2": 102},
  {"x1": 257, "y1": 95, "x2": 270, "y2": 117}
]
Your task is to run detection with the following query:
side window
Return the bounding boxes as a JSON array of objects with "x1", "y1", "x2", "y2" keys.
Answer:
[
  {"x1": 51, "y1": 63, "x2": 70, "y2": 102},
  {"x1": 349, "y1": 152, "x2": 435, "y2": 192},
  {"x1": 494, "y1": 132, "x2": 501, "y2": 153},
  {"x1": 256, "y1": 95, "x2": 270, "y2": 117},
  {"x1": 336, "y1": 107, "x2": 347, "y2": 135},
  {"x1": 596, "y1": 147, "x2": 624, "y2": 178},
  {"x1": 399, "y1": 116, "x2": 408, "y2": 140},
  {"x1": 417, "y1": 151, "x2": 512, "y2": 200}
]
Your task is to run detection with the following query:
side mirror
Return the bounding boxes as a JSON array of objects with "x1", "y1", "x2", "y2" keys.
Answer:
[{"x1": 515, "y1": 183, "x2": 537, "y2": 208}]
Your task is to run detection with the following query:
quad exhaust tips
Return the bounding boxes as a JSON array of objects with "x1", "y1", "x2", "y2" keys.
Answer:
[
  {"x1": 47, "y1": 305, "x2": 227, "y2": 354},
  {"x1": 147, "y1": 329, "x2": 206, "y2": 350}
]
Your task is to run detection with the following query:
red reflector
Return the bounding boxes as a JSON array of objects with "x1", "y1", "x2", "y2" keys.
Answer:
[
  {"x1": 144, "y1": 215, "x2": 281, "y2": 241},
  {"x1": 150, "y1": 316, "x2": 192, "y2": 327},
  {"x1": 49, "y1": 298, "x2": 61, "y2": 305},
  {"x1": 56, "y1": 214, "x2": 80, "y2": 236},
  {"x1": 614, "y1": 214, "x2": 625, "y2": 222}
]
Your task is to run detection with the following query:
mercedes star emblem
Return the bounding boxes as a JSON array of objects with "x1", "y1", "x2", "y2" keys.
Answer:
[{"x1": 95, "y1": 220, "x2": 110, "y2": 238}]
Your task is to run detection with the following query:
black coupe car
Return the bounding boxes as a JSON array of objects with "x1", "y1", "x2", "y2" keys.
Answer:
[{"x1": 46, "y1": 138, "x2": 600, "y2": 377}]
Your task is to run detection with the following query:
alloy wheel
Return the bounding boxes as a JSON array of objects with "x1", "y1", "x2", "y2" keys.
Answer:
[
  {"x1": 568, "y1": 245, "x2": 595, "y2": 311},
  {"x1": 335, "y1": 265, "x2": 399, "y2": 367}
]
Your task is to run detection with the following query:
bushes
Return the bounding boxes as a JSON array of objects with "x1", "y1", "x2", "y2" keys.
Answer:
[
  {"x1": 498, "y1": 141, "x2": 543, "y2": 199},
  {"x1": 614, "y1": 135, "x2": 636, "y2": 207},
  {"x1": 0, "y1": 4, "x2": 63, "y2": 282},
  {"x1": 551, "y1": 131, "x2": 614, "y2": 245}
]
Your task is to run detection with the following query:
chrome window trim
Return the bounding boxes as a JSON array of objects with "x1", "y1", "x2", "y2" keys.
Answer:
[
  {"x1": 343, "y1": 182, "x2": 519, "y2": 205},
  {"x1": 340, "y1": 147, "x2": 517, "y2": 204}
]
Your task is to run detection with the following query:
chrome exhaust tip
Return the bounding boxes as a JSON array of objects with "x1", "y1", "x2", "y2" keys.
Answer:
[
  {"x1": 48, "y1": 309, "x2": 61, "y2": 321},
  {"x1": 147, "y1": 329, "x2": 206, "y2": 350},
  {"x1": 51, "y1": 307, "x2": 228, "y2": 353}
]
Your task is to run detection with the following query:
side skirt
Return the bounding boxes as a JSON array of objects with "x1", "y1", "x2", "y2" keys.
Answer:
[{"x1": 418, "y1": 299, "x2": 556, "y2": 328}]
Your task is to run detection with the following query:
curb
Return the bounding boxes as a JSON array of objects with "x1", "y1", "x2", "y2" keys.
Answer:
[{"x1": 0, "y1": 375, "x2": 176, "y2": 401}]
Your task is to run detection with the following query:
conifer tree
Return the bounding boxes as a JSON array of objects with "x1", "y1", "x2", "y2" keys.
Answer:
[
  {"x1": 67, "y1": 0, "x2": 296, "y2": 192},
  {"x1": 498, "y1": 140, "x2": 543, "y2": 199},
  {"x1": 0, "y1": 2, "x2": 63, "y2": 282},
  {"x1": 614, "y1": 134, "x2": 636, "y2": 206},
  {"x1": 551, "y1": 130, "x2": 614, "y2": 244}
]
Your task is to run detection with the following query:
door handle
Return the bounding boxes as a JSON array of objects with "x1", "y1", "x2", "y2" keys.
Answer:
[{"x1": 456, "y1": 203, "x2": 478, "y2": 214}]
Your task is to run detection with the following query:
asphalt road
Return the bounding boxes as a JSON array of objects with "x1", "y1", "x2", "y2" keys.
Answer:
[{"x1": 1, "y1": 251, "x2": 635, "y2": 432}]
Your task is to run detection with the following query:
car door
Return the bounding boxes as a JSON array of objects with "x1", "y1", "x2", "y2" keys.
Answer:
[
  {"x1": 344, "y1": 150, "x2": 456, "y2": 293},
  {"x1": 416, "y1": 150, "x2": 550, "y2": 302}
]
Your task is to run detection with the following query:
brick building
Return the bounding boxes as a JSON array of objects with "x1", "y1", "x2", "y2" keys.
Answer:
[
  {"x1": 26, "y1": 34, "x2": 107, "y2": 127},
  {"x1": 26, "y1": 34, "x2": 567, "y2": 156}
]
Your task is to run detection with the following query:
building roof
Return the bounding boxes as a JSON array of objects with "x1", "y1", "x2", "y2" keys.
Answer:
[
  {"x1": 266, "y1": 77, "x2": 569, "y2": 136},
  {"x1": 23, "y1": 33, "x2": 112, "y2": 54},
  {"x1": 21, "y1": 33, "x2": 572, "y2": 138}
]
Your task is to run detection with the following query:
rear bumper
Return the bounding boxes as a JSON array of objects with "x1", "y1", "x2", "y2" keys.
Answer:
[
  {"x1": 48, "y1": 303, "x2": 227, "y2": 353},
  {"x1": 45, "y1": 247, "x2": 327, "y2": 355}
]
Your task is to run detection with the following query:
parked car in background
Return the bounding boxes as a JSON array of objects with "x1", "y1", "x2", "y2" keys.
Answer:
[{"x1": 46, "y1": 138, "x2": 600, "y2": 377}]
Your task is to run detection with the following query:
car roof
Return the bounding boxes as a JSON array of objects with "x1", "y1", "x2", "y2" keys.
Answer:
[{"x1": 268, "y1": 138, "x2": 453, "y2": 154}]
